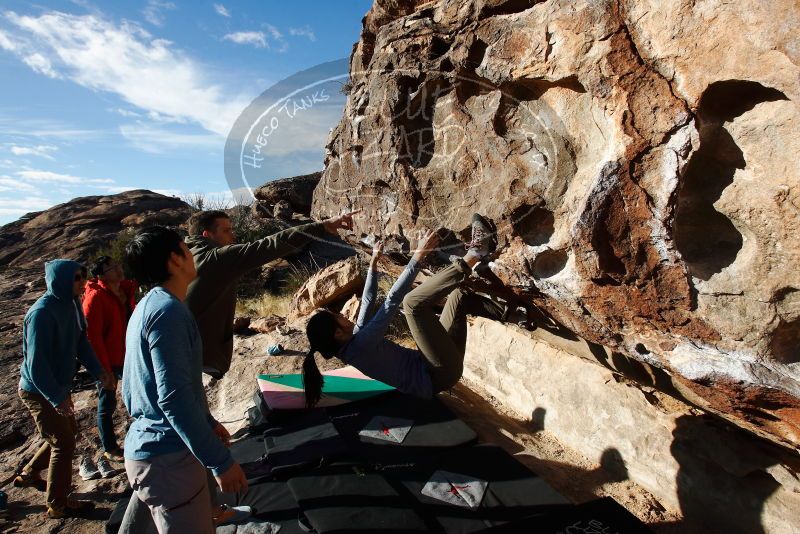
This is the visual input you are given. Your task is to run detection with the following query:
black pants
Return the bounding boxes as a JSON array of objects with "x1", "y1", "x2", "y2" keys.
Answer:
[{"x1": 97, "y1": 366, "x2": 123, "y2": 452}]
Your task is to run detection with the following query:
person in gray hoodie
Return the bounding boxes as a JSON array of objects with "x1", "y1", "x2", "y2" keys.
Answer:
[{"x1": 17, "y1": 259, "x2": 115, "y2": 518}]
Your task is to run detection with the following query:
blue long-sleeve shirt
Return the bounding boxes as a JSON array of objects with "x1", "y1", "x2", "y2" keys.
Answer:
[
  {"x1": 339, "y1": 258, "x2": 433, "y2": 399},
  {"x1": 19, "y1": 259, "x2": 105, "y2": 407},
  {"x1": 122, "y1": 287, "x2": 233, "y2": 476}
]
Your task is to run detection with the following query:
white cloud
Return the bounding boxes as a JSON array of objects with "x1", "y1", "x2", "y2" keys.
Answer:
[
  {"x1": 142, "y1": 0, "x2": 176, "y2": 27},
  {"x1": 22, "y1": 52, "x2": 59, "y2": 77},
  {"x1": 0, "y1": 196, "x2": 52, "y2": 216},
  {"x1": 263, "y1": 24, "x2": 288, "y2": 52},
  {"x1": 1, "y1": 10, "x2": 248, "y2": 136},
  {"x1": 0, "y1": 176, "x2": 36, "y2": 191},
  {"x1": 109, "y1": 107, "x2": 141, "y2": 118},
  {"x1": 223, "y1": 31, "x2": 266, "y2": 48},
  {"x1": 16, "y1": 169, "x2": 113, "y2": 184},
  {"x1": 119, "y1": 123, "x2": 222, "y2": 153},
  {"x1": 263, "y1": 24, "x2": 282, "y2": 40},
  {"x1": 0, "y1": 117, "x2": 102, "y2": 140},
  {"x1": 223, "y1": 25, "x2": 288, "y2": 52},
  {"x1": 0, "y1": 28, "x2": 15, "y2": 50},
  {"x1": 289, "y1": 25, "x2": 316, "y2": 42},
  {"x1": 213, "y1": 4, "x2": 230, "y2": 18},
  {"x1": 8, "y1": 144, "x2": 58, "y2": 159}
]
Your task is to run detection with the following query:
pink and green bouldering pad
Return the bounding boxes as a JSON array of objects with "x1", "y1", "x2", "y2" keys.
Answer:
[{"x1": 257, "y1": 365, "x2": 394, "y2": 410}]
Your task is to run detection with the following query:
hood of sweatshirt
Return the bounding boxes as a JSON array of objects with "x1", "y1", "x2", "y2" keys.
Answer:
[{"x1": 44, "y1": 259, "x2": 83, "y2": 302}]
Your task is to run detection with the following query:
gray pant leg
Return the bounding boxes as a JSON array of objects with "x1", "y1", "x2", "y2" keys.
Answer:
[
  {"x1": 118, "y1": 490, "x2": 158, "y2": 534},
  {"x1": 402, "y1": 263, "x2": 471, "y2": 392},
  {"x1": 124, "y1": 450, "x2": 214, "y2": 534}
]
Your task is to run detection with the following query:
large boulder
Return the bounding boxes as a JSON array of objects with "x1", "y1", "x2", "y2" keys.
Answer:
[
  {"x1": 462, "y1": 317, "x2": 800, "y2": 532},
  {"x1": 311, "y1": 0, "x2": 800, "y2": 447},
  {"x1": 288, "y1": 257, "x2": 364, "y2": 321},
  {"x1": 253, "y1": 171, "x2": 322, "y2": 216}
]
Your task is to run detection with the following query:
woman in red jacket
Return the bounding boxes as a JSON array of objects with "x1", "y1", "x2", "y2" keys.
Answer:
[{"x1": 83, "y1": 256, "x2": 137, "y2": 461}]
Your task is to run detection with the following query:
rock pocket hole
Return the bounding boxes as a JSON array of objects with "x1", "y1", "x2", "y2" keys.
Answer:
[
  {"x1": 770, "y1": 318, "x2": 800, "y2": 364},
  {"x1": 533, "y1": 248, "x2": 567, "y2": 279},
  {"x1": 480, "y1": 0, "x2": 541, "y2": 17},
  {"x1": 634, "y1": 343, "x2": 650, "y2": 356},
  {"x1": 510, "y1": 205, "x2": 554, "y2": 246},
  {"x1": 466, "y1": 39, "x2": 488, "y2": 69},
  {"x1": 395, "y1": 77, "x2": 445, "y2": 168},
  {"x1": 674, "y1": 80, "x2": 788, "y2": 281},
  {"x1": 429, "y1": 36, "x2": 451, "y2": 62}
]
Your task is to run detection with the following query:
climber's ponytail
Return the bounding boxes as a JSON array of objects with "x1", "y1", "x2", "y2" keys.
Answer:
[
  {"x1": 303, "y1": 309, "x2": 343, "y2": 408},
  {"x1": 302, "y1": 350, "x2": 324, "y2": 408}
]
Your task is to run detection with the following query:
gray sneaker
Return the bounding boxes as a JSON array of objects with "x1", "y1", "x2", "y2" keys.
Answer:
[
  {"x1": 465, "y1": 213, "x2": 496, "y2": 258},
  {"x1": 97, "y1": 456, "x2": 119, "y2": 478},
  {"x1": 78, "y1": 457, "x2": 100, "y2": 481}
]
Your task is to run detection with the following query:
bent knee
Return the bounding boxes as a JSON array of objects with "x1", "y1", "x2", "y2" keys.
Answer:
[{"x1": 402, "y1": 292, "x2": 423, "y2": 315}]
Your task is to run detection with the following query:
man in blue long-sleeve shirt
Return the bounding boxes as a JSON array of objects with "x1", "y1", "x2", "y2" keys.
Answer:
[
  {"x1": 17, "y1": 259, "x2": 115, "y2": 518},
  {"x1": 121, "y1": 226, "x2": 247, "y2": 534}
]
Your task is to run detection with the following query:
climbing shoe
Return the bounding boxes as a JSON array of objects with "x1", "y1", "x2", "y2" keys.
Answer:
[{"x1": 465, "y1": 213, "x2": 496, "y2": 258}]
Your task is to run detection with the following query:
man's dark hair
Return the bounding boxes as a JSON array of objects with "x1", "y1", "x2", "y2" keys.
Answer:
[
  {"x1": 187, "y1": 210, "x2": 230, "y2": 236},
  {"x1": 90, "y1": 255, "x2": 112, "y2": 278},
  {"x1": 125, "y1": 226, "x2": 185, "y2": 286}
]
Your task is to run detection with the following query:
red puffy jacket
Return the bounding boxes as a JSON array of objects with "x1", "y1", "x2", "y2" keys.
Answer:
[{"x1": 82, "y1": 279, "x2": 137, "y2": 372}]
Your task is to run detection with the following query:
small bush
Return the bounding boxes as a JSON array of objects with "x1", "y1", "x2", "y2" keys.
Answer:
[
  {"x1": 91, "y1": 228, "x2": 137, "y2": 279},
  {"x1": 182, "y1": 192, "x2": 232, "y2": 212}
]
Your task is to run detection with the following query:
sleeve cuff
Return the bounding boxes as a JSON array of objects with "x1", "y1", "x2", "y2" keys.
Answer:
[{"x1": 209, "y1": 453, "x2": 235, "y2": 477}]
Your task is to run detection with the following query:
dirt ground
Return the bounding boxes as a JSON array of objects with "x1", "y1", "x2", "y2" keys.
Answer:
[{"x1": 1, "y1": 321, "x2": 696, "y2": 533}]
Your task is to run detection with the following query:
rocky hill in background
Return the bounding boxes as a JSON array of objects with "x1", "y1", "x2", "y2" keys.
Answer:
[{"x1": 312, "y1": 0, "x2": 800, "y2": 448}]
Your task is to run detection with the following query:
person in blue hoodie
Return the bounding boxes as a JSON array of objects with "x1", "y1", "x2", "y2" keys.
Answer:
[
  {"x1": 17, "y1": 259, "x2": 115, "y2": 519},
  {"x1": 121, "y1": 226, "x2": 248, "y2": 534}
]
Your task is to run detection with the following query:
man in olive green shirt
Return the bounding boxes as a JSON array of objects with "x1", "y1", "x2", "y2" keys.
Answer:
[{"x1": 185, "y1": 209, "x2": 357, "y2": 378}]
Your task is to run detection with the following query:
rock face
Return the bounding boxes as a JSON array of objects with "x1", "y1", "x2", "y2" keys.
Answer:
[
  {"x1": 463, "y1": 317, "x2": 800, "y2": 532},
  {"x1": 288, "y1": 257, "x2": 364, "y2": 320},
  {"x1": 312, "y1": 0, "x2": 800, "y2": 447}
]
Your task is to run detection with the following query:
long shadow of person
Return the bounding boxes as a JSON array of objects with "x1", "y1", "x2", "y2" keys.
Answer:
[{"x1": 671, "y1": 414, "x2": 782, "y2": 533}]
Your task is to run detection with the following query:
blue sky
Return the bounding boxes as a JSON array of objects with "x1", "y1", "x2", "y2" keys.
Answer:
[{"x1": 0, "y1": 0, "x2": 371, "y2": 224}]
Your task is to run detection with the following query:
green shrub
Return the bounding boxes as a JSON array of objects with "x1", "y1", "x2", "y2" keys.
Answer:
[{"x1": 91, "y1": 228, "x2": 137, "y2": 279}]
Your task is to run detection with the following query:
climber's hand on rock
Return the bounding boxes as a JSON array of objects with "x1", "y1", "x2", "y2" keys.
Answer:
[
  {"x1": 372, "y1": 239, "x2": 385, "y2": 259},
  {"x1": 412, "y1": 229, "x2": 440, "y2": 262}
]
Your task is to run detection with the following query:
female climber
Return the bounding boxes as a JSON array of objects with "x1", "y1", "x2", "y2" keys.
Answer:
[{"x1": 302, "y1": 213, "x2": 504, "y2": 407}]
